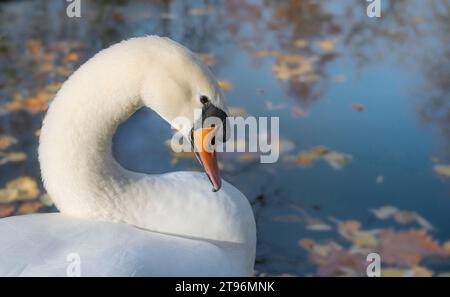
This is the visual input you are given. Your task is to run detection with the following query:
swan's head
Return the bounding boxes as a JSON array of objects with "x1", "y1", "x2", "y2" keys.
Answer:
[{"x1": 140, "y1": 38, "x2": 229, "y2": 191}]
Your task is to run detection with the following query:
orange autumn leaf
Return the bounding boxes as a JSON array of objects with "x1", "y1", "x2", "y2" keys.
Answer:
[
  {"x1": 25, "y1": 98, "x2": 48, "y2": 113},
  {"x1": 5, "y1": 100, "x2": 23, "y2": 112},
  {"x1": 380, "y1": 229, "x2": 442, "y2": 267},
  {"x1": 64, "y1": 52, "x2": 80, "y2": 63}
]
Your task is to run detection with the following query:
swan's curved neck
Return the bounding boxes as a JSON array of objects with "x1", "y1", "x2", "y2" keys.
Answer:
[{"x1": 39, "y1": 49, "x2": 147, "y2": 220}]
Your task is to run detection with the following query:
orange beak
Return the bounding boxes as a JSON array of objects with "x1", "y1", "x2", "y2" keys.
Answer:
[{"x1": 193, "y1": 127, "x2": 221, "y2": 192}]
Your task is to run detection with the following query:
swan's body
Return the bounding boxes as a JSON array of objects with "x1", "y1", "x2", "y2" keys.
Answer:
[{"x1": 0, "y1": 37, "x2": 256, "y2": 276}]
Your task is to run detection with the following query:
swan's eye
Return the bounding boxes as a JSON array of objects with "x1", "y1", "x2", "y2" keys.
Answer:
[{"x1": 199, "y1": 95, "x2": 209, "y2": 105}]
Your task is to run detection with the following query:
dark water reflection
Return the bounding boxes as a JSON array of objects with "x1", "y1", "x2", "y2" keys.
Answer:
[{"x1": 1, "y1": 0, "x2": 450, "y2": 276}]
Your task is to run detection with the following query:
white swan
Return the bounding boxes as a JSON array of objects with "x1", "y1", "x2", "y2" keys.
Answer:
[{"x1": 0, "y1": 36, "x2": 256, "y2": 277}]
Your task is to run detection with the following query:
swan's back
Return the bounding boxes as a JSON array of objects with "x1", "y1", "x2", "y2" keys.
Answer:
[{"x1": 0, "y1": 213, "x2": 251, "y2": 276}]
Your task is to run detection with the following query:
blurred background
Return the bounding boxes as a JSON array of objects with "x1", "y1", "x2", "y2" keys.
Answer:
[{"x1": 1, "y1": 0, "x2": 450, "y2": 276}]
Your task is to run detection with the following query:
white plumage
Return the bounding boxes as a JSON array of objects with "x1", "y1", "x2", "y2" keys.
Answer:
[{"x1": 0, "y1": 36, "x2": 256, "y2": 276}]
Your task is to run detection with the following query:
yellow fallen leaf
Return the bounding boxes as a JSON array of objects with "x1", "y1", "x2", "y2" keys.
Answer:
[
  {"x1": 0, "y1": 176, "x2": 40, "y2": 203},
  {"x1": 317, "y1": 40, "x2": 336, "y2": 52},
  {"x1": 4, "y1": 152, "x2": 27, "y2": 163},
  {"x1": 294, "y1": 39, "x2": 309, "y2": 48},
  {"x1": 433, "y1": 165, "x2": 450, "y2": 177}
]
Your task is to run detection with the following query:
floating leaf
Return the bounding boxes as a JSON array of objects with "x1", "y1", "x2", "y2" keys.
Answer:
[
  {"x1": 0, "y1": 176, "x2": 40, "y2": 203},
  {"x1": 25, "y1": 97, "x2": 48, "y2": 113},
  {"x1": 306, "y1": 223, "x2": 332, "y2": 231},
  {"x1": 317, "y1": 40, "x2": 336, "y2": 52},
  {"x1": 370, "y1": 206, "x2": 398, "y2": 220},
  {"x1": 352, "y1": 103, "x2": 365, "y2": 112},
  {"x1": 0, "y1": 152, "x2": 27, "y2": 165},
  {"x1": 300, "y1": 239, "x2": 366, "y2": 276},
  {"x1": 322, "y1": 151, "x2": 352, "y2": 170},
  {"x1": 382, "y1": 266, "x2": 433, "y2": 277},
  {"x1": 294, "y1": 39, "x2": 309, "y2": 48},
  {"x1": 379, "y1": 229, "x2": 442, "y2": 267},
  {"x1": 17, "y1": 201, "x2": 43, "y2": 215},
  {"x1": 0, "y1": 204, "x2": 15, "y2": 218},
  {"x1": 218, "y1": 80, "x2": 233, "y2": 91},
  {"x1": 64, "y1": 52, "x2": 80, "y2": 63},
  {"x1": 433, "y1": 165, "x2": 450, "y2": 178},
  {"x1": 0, "y1": 135, "x2": 17, "y2": 150},
  {"x1": 370, "y1": 206, "x2": 434, "y2": 230}
]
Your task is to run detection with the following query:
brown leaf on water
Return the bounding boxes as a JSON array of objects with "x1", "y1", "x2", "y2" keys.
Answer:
[
  {"x1": 17, "y1": 201, "x2": 43, "y2": 215},
  {"x1": 379, "y1": 229, "x2": 442, "y2": 267},
  {"x1": 295, "y1": 146, "x2": 352, "y2": 170},
  {"x1": 352, "y1": 103, "x2": 365, "y2": 112},
  {"x1": 300, "y1": 239, "x2": 366, "y2": 276},
  {"x1": 0, "y1": 176, "x2": 40, "y2": 203},
  {"x1": 382, "y1": 266, "x2": 434, "y2": 277},
  {"x1": 297, "y1": 146, "x2": 329, "y2": 166},
  {"x1": 0, "y1": 135, "x2": 17, "y2": 150},
  {"x1": 0, "y1": 204, "x2": 15, "y2": 218}
]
